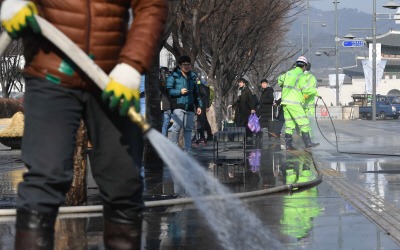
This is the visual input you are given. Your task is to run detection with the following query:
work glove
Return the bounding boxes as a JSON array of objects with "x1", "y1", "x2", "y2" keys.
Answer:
[
  {"x1": 102, "y1": 63, "x2": 141, "y2": 116},
  {"x1": 0, "y1": 0, "x2": 40, "y2": 39}
]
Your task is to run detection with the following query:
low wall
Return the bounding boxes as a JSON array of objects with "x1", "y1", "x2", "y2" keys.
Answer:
[
  {"x1": 315, "y1": 106, "x2": 359, "y2": 120},
  {"x1": 342, "y1": 106, "x2": 359, "y2": 119},
  {"x1": 316, "y1": 106, "x2": 342, "y2": 120}
]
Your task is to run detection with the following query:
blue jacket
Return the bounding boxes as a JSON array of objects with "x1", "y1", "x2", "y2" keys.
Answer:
[{"x1": 167, "y1": 69, "x2": 202, "y2": 111}]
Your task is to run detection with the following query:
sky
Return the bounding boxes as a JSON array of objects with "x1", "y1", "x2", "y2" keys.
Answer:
[{"x1": 311, "y1": 0, "x2": 400, "y2": 15}]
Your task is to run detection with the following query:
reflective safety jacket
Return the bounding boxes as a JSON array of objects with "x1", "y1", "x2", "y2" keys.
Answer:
[
  {"x1": 278, "y1": 67, "x2": 305, "y2": 106},
  {"x1": 301, "y1": 72, "x2": 319, "y2": 112}
]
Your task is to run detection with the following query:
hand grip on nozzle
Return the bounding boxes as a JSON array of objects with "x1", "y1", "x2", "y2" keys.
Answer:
[{"x1": 127, "y1": 107, "x2": 151, "y2": 134}]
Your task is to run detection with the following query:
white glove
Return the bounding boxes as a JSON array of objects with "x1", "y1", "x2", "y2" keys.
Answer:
[
  {"x1": 102, "y1": 63, "x2": 142, "y2": 116},
  {"x1": 1, "y1": 0, "x2": 40, "y2": 38}
]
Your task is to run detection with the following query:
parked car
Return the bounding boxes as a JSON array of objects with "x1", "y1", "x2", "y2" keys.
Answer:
[{"x1": 352, "y1": 94, "x2": 399, "y2": 120}]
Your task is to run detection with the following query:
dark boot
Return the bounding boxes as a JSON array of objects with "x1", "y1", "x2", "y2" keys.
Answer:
[
  {"x1": 15, "y1": 209, "x2": 57, "y2": 250},
  {"x1": 302, "y1": 132, "x2": 320, "y2": 148},
  {"x1": 103, "y1": 206, "x2": 142, "y2": 250},
  {"x1": 284, "y1": 134, "x2": 296, "y2": 151}
]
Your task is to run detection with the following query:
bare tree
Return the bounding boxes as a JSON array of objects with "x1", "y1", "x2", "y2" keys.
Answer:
[
  {"x1": 0, "y1": 34, "x2": 24, "y2": 98},
  {"x1": 164, "y1": 0, "x2": 228, "y2": 63}
]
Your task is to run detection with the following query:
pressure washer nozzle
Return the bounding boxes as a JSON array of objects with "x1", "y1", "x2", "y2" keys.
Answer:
[{"x1": 127, "y1": 107, "x2": 151, "y2": 133}]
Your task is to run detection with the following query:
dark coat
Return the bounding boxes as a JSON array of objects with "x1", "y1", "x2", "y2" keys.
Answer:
[
  {"x1": 257, "y1": 87, "x2": 274, "y2": 128},
  {"x1": 198, "y1": 83, "x2": 210, "y2": 109},
  {"x1": 160, "y1": 83, "x2": 171, "y2": 111},
  {"x1": 233, "y1": 86, "x2": 255, "y2": 127}
]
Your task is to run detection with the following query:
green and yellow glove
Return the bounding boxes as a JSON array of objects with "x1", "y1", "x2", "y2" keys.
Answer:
[
  {"x1": 102, "y1": 63, "x2": 141, "y2": 116},
  {"x1": 1, "y1": 0, "x2": 40, "y2": 39}
]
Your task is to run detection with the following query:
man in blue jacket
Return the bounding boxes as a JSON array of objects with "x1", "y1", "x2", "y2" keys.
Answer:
[{"x1": 167, "y1": 55, "x2": 202, "y2": 155}]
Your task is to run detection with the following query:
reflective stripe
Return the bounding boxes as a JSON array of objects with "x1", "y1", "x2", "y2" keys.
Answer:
[
  {"x1": 292, "y1": 115, "x2": 308, "y2": 120},
  {"x1": 285, "y1": 85, "x2": 302, "y2": 92},
  {"x1": 304, "y1": 104, "x2": 314, "y2": 108},
  {"x1": 283, "y1": 100, "x2": 303, "y2": 105}
]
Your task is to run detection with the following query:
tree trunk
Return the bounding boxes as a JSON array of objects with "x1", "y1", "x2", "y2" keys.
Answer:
[
  {"x1": 65, "y1": 120, "x2": 87, "y2": 206},
  {"x1": 143, "y1": 53, "x2": 162, "y2": 164}
]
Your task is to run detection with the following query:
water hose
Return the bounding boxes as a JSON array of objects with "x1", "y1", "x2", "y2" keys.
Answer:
[{"x1": 0, "y1": 171, "x2": 322, "y2": 217}]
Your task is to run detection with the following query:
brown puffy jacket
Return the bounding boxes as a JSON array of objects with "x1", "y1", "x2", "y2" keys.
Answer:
[{"x1": 21, "y1": 0, "x2": 167, "y2": 90}]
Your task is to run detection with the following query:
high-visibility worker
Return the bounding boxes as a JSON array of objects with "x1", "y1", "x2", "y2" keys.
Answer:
[
  {"x1": 302, "y1": 63, "x2": 319, "y2": 118},
  {"x1": 278, "y1": 56, "x2": 319, "y2": 150}
]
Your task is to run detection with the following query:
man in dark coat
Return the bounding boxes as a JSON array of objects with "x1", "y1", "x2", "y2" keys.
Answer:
[
  {"x1": 195, "y1": 79, "x2": 212, "y2": 144},
  {"x1": 257, "y1": 79, "x2": 275, "y2": 138},
  {"x1": 229, "y1": 78, "x2": 256, "y2": 138},
  {"x1": 160, "y1": 67, "x2": 172, "y2": 137}
]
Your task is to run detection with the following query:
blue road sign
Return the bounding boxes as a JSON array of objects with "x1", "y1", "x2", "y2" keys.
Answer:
[{"x1": 342, "y1": 40, "x2": 365, "y2": 47}]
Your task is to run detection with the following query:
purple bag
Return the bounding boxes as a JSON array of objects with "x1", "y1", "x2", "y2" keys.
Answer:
[
  {"x1": 249, "y1": 150, "x2": 261, "y2": 172},
  {"x1": 247, "y1": 113, "x2": 261, "y2": 133}
]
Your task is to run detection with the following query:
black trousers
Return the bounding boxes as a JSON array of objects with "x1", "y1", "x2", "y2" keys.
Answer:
[
  {"x1": 18, "y1": 77, "x2": 144, "y2": 216},
  {"x1": 196, "y1": 108, "x2": 212, "y2": 138}
]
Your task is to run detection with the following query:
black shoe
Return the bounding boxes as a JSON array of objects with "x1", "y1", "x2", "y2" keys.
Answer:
[
  {"x1": 198, "y1": 138, "x2": 206, "y2": 145},
  {"x1": 191, "y1": 136, "x2": 197, "y2": 143},
  {"x1": 206, "y1": 135, "x2": 214, "y2": 141}
]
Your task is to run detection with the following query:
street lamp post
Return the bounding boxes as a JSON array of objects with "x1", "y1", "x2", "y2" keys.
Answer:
[
  {"x1": 334, "y1": 0, "x2": 339, "y2": 106},
  {"x1": 372, "y1": 0, "x2": 377, "y2": 121}
]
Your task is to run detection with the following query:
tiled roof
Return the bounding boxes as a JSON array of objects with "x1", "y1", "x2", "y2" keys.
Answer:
[{"x1": 365, "y1": 30, "x2": 400, "y2": 47}]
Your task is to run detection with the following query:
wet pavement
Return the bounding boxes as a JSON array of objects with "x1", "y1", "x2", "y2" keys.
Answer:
[{"x1": 0, "y1": 120, "x2": 400, "y2": 249}]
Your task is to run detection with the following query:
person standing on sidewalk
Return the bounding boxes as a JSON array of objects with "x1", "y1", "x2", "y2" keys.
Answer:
[
  {"x1": 167, "y1": 55, "x2": 203, "y2": 156},
  {"x1": 195, "y1": 79, "x2": 212, "y2": 144},
  {"x1": 0, "y1": 0, "x2": 167, "y2": 249},
  {"x1": 257, "y1": 79, "x2": 275, "y2": 138},
  {"x1": 229, "y1": 78, "x2": 256, "y2": 139},
  {"x1": 278, "y1": 56, "x2": 319, "y2": 150},
  {"x1": 269, "y1": 98, "x2": 285, "y2": 139},
  {"x1": 160, "y1": 67, "x2": 172, "y2": 137}
]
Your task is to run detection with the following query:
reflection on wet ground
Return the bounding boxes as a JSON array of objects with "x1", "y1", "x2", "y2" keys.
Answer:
[
  {"x1": 0, "y1": 153, "x2": 25, "y2": 209},
  {"x1": 0, "y1": 120, "x2": 399, "y2": 249}
]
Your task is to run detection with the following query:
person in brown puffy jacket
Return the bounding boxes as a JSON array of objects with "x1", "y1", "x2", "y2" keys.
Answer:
[{"x1": 0, "y1": 0, "x2": 167, "y2": 249}]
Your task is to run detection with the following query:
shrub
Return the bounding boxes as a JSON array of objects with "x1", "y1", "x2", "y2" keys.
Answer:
[{"x1": 0, "y1": 98, "x2": 24, "y2": 118}]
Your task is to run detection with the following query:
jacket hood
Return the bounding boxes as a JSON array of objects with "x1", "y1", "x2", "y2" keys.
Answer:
[{"x1": 172, "y1": 69, "x2": 197, "y2": 80}]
